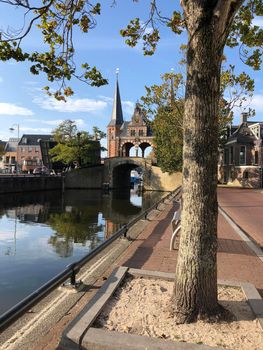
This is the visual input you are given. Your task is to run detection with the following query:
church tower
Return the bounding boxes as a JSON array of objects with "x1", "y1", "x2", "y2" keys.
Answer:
[{"x1": 107, "y1": 70, "x2": 124, "y2": 157}]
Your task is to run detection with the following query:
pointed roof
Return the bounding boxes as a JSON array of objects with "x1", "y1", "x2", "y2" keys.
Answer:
[{"x1": 108, "y1": 76, "x2": 124, "y2": 127}]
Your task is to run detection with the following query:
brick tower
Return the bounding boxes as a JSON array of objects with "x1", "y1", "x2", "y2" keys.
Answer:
[{"x1": 107, "y1": 72, "x2": 154, "y2": 158}]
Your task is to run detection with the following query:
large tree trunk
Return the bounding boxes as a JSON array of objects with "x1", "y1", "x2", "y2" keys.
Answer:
[{"x1": 173, "y1": 3, "x2": 226, "y2": 323}]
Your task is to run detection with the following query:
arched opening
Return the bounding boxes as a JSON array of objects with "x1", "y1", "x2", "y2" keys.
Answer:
[
  {"x1": 139, "y1": 142, "x2": 153, "y2": 158},
  {"x1": 121, "y1": 142, "x2": 134, "y2": 157},
  {"x1": 112, "y1": 163, "x2": 138, "y2": 188},
  {"x1": 129, "y1": 145, "x2": 142, "y2": 157}
]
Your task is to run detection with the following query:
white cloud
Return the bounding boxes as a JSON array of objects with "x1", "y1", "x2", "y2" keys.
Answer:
[
  {"x1": 20, "y1": 127, "x2": 52, "y2": 133},
  {"x1": 0, "y1": 103, "x2": 34, "y2": 116},
  {"x1": 99, "y1": 95, "x2": 113, "y2": 104},
  {"x1": 33, "y1": 95, "x2": 107, "y2": 113},
  {"x1": 25, "y1": 118, "x2": 64, "y2": 126},
  {"x1": 24, "y1": 119, "x2": 85, "y2": 127},
  {"x1": 99, "y1": 95, "x2": 134, "y2": 116}
]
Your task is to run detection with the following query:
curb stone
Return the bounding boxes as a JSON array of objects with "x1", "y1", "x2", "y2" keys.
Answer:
[{"x1": 58, "y1": 267, "x2": 263, "y2": 350}]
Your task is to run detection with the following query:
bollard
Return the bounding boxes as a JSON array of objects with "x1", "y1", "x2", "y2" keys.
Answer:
[
  {"x1": 62, "y1": 263, "x2": 82, "y2": 289},
  {"x1": 123, "y1": 225, "x2": 128, "y2": 238}
]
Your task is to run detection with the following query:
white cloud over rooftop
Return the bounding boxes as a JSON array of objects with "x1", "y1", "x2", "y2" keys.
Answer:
[
  {"x1": 25, "y1": 118, "x2": 86, "y2": 128},
  {"x1": 33, "y1": 95, "x2": 107, "y2": 113},
  {"x1": 0, "y1": 103, "x2": 34, "y2": 116}
]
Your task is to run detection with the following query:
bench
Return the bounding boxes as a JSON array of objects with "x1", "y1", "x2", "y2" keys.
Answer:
[{"x1": 170, "y1": 200, "x2": 181, "y2": 250}]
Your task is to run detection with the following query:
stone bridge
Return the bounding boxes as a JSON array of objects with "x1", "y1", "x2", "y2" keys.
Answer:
[{"x1": 103, "y1": 157, "x2": 152, "y2": 189}]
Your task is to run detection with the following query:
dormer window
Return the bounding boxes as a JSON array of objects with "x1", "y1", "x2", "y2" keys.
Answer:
[{"x1": 22, "y1": 137, "x2": 27, "y2": 144}]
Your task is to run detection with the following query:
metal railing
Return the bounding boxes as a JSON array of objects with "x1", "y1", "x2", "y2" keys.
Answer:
[{"x1": 0, "y1": 186, "x2": 181, "y2": 331}]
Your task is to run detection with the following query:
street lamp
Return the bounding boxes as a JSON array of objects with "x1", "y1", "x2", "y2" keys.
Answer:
[{"x1": 9, "y1": 124, "x2": 20, "y2": 139}]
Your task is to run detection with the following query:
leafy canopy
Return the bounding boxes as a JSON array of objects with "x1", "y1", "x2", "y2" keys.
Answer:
[
  {"x1": 50, "y1": 119, "x2": 105, "y2": 166},
  {"x1": 142, "y1": 67, "x2": 254, "y2": 173}
]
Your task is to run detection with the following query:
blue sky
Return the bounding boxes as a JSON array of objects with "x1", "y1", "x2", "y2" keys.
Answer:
[{"x1": 0, "y1": 1, "x2": 262, "y2": 151}]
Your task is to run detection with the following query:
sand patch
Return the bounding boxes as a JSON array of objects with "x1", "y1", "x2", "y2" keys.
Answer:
[{"x1": 95, "y1": 277, "x2": 263, "y2": 349}]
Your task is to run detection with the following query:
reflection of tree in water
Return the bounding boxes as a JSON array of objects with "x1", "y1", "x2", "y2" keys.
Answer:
[
  {"x1": 48, "y1": 236, "x2": 73, "y2": 258},
  {"x1": 47, "y1": 209, "x2": 104, "y2": 258},
  {"x1": 0, "y1": 209, "x2": 4, "y2": 219}
]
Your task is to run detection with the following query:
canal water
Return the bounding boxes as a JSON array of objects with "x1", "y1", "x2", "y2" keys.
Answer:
[{"x1": 0, "y1": 188, "x2": 163, "y2": 316}]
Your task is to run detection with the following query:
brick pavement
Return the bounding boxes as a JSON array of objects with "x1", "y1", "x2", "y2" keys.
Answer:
[{"x1": 117, "y1": 195, "x2": 263, "y2": 297}]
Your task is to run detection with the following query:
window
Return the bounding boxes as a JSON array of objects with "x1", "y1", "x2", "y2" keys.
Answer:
[
  {"x1": 243, "y1": 171, "x2": 249, "y2": 179},
  {"x1": 255, "y1": 151, "x2": 259, "y2": 165},
  {"x1": 230, "y1": 147, "x2": 234, "y2": 164},
  {"x1": 35, "y1": 147, "x2": 39, "y2": 152},
  {"x1": 131, "y1": 130, "x2": 136, "y2": 136},
  {"x1": 21, "y1": 147, "x2": 24, "y2": 153},
  {"x1": 28, "y1": 147, "x2": 32, "y2": 152},
  {"x1": 239, "y1": 146, "x2": 246, "y2": 165},
  {"x1": 224, "y1": 148, "x2": 229, "y2": 165},
  {"x1": 6, "y1": 156, "x2": 10, "y2": 164},
  {"x1": 11, "y1": 157, "x2": 16, "y2": 164},
  {"x1": 139, "y1": 129, "x2": 144, "y2": 137}
]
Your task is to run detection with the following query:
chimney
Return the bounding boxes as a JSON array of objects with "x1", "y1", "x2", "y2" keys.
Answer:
[{"x1": 240, "y1": 112, "x2": 248, "y2": 124}]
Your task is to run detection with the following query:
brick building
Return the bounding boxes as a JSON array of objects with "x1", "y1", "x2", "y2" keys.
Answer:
[
  {"x1": 17, "y1": 134, "x2": 53, "y2": 172},
  {"x1": 107, "y1": 78, "x2": 153, "y2": 158},
  {"x1": 218, "y1": 113, "x2": 263, "y2": 188},
  {"x1": 2, "y1": 138, "x2": 19, "y2": 173}
]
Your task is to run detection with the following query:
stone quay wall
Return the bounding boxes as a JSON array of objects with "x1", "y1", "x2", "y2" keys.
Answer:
[
  {"x1": 64, "y1": 165, "x2": 104, "y2": 189},
  {"x1": 0, "y1": 175, "x2": 62, "y2": 194}
]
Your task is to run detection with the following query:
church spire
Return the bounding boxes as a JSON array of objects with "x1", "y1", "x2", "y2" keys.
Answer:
[{"x1": 108, "y1": 68, "x2": 124, "y2": 126}]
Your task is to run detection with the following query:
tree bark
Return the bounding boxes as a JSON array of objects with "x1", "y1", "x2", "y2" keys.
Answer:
[{"x1": 174, "y1": 2, "x2": 226, "y2": 323}]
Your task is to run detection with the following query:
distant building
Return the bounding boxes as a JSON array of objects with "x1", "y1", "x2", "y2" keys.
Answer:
[
  {"x1": 107, "y1": 77, "x2": 153, "y2": 158},
  {"x1": 218, "y1": 113, "x2": 263, "y2": 188},
  {"x1": 17, "y1": 134, "x2": 53, "y2": 173},
  {"x1": 2, "y1": 138, "x2": 19, "y2": 173},
  {"x1": 39, "y1": 139, "x2": 60, "y2": 171},
  {"x1": 0, "y1": 140, "x2": 7, "y2": 170}
]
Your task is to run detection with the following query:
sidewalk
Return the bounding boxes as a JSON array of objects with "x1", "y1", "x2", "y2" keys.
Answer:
[
  {"x1": 32, "y1": 191, "x2": 263, "y2": 349},
  {"x1": 117, "y1": 197, "x2": 263, "y2": 297}
]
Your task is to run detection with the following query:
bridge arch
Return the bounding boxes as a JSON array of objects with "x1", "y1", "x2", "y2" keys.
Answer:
[{"x1": 103, "y1": 157, "x2": 152, "y2": 189}]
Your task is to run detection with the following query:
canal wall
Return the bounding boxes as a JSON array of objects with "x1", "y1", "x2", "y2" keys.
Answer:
[
  {"x1": 64, "y1": 165, "x2": 181, "y2": 191},
  {"x1": 143, "y1": 166, "x2": 182, "y2": 191},
  {"x1": 64, "y1": 165, "x2": 104, "y2": 189},
  {"x1": 0, "y1": 175, "x2": 62, "y2": 194}
]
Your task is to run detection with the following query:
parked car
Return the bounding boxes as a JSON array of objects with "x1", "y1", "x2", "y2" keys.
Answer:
[{"x1": 33, "y1": 166, "x2": 50, "y2": 175}]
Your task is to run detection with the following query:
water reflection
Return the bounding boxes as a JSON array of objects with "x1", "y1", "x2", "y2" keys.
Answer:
[{"x1": 0, "y1": 188, "x2": 163, "y2": 315}]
